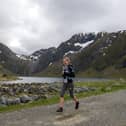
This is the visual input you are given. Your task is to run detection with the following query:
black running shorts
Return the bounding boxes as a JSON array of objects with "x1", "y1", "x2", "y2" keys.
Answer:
[{"x1": 60, "y1": 82, "x2": 74, "y2": 98}]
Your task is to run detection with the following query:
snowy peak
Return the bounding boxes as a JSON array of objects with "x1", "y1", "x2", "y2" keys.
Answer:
[{"x1": 70, "y1": 32, "x2": 96, "y2": 44}]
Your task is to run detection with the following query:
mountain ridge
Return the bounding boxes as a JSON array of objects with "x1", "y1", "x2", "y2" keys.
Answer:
[{"x1": 0, "y1": 30, "x2": 126, "y2": 77}]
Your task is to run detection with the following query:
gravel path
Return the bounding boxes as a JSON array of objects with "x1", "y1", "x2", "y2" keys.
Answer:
[{"x1": 0, "y1": 90, "x2": 126, "y2": 126}]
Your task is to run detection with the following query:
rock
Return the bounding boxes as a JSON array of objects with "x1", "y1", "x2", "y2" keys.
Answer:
[
  {"x1": 0, "y1": 96, "x2": 7, "y2": 105},
  {"x1": 39, "y1": 94, "x2": 48, "y2": 99},
  {"x1": 0, "y1": 83, "x2": 60, "y2": 105},
  {"x1": 89, "y1": 87, "x2": 97, "y2": 91},
  {"x1": 47, "y1": 86, "x2": 59, "y2": 94},
  {"x1": 7, "y1": 98, "x2": 15, "y2": 105},
  {"x1": 24, "y1": 89, "x2": 28, "y2": 93},
  {"x1": 74, "y1": 87, "x2": 89, "y2": 93},
  {"x1": 2, "y1": 87, "x2": 9, "y2": 94},
  {"x1": 4, "y1": 98, "x2": 21, "y2": 105},
  {"x1": 20, "y1": 95, "x2": 32, "y2": 103},
  {"x1": 14, "y1": 98, "x2": 21, "y2": 104},
  {"x1": 50, "y1": 86, "x2": 59, "y2": 92},
  {"x1": 8, "y1": 88, "x2": 14, "y2": 96},
  {"x1": 31, "y1": 95, "x2": 40, "y2": 101}
]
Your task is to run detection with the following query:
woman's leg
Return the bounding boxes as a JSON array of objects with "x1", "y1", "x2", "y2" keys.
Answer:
[
  {"x1": 56, "y1": 83, "x2": 67, "y2": 112},
  {"x1": 60, "y1": 83, "x2": 67, "y2": 107},
  {"x1": 69, "y1": 82, "x2": 79, "y2": 109},
  {"x1": 73, "y1": 96, "x2": 79, "y2": 102},
  {"x1": 59, "y1": 97, "x2": 64, "y2": 108}
]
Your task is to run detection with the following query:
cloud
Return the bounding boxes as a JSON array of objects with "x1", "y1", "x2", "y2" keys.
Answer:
[{"x1": 0, "y1": 0, "x2": 126, "y2": 54}]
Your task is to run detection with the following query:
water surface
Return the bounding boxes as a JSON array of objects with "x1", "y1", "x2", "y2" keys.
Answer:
[{"x1": 0, "y1": 76, "x2": 111, "y2": 84}]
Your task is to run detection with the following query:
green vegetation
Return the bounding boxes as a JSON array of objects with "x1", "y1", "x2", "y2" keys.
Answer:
[
  {"x1": 77, "y1": 66, "x2": 126, "y2": 78},
  {"x1": 34, "y1": 62, "x2": 62, "y2": 77},
  {"x1": 34, "y1": 65, "x2": 126, "y2": 78},
  {"x1": 74, "y1": 32, "x2": 126, "y2": 78},
  {"x1": 0, "y1": 64, "x2": 18, "y2": 81},
  {"x1": 0, "y1": 80, "x2": 126, "y2": 113},
  {"x1": 0, "y1": 75, "x2": 18, "y2": 81},
  {"x1": 0, "y1": 74, "x2": 17, "y2": 81}
]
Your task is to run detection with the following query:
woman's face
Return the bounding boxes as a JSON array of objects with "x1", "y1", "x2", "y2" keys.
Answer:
[{"x1": 63, "y1": 58, "x2": 70, "y2": 65}]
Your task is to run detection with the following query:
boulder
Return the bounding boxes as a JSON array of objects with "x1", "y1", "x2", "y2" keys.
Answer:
[
  {"x1": 0, "y1": 96, "x2": 7, "y2": 105},
  {"x1": 7, "y1": 98, "x2": 15, "y2": 105},
  {"x1": 39, "y1": 94, "x2": 48, "y2": 99},
  {"x1": 8, "y1": 88, "x2": 14, "y2": 96},
  {"x1": 74, "y1": 87, "x2": 89, "y2": 93},
  {"x1": 89, "y1": 87, "x2": 97, "y2": 91},
  {"x1": 31, "y1": 95, "x2": 40, "y2": 101},
  {"x1": 14, "y1": 98, "x2": 21, "y2": 104},
  {"x1": 20, "y1": 95, "x2": 32, "y2": 103}
]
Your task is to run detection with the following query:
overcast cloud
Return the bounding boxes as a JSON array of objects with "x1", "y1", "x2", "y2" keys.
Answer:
[{"x1": 0, "y1": 0, "x2": 126, "y2": 54}]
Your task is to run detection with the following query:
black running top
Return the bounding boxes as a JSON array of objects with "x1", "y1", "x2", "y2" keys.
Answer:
[{"x1": 62, "y1": 64, "x2": 75, "y2": 80}]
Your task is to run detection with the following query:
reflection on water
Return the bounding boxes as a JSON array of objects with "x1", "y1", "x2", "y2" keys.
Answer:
[{"x1": 0, "y1": 76, "x2": 111, "y2": 84}]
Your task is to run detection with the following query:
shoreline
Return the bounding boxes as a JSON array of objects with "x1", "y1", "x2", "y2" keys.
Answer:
[{"x1": 0, "y1": 76, "x2": 114, "y2": 85}]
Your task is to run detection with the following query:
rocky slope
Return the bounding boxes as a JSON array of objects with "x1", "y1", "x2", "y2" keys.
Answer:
[
  {"x1": 31, "y1": 32, "x2": 96, "y2": 74},
  {"x1": 0, "y1": 43, "x2": 30, "y2": 75},
  {"x1": 35, "y1": 30, "x2": 126, "y2": 77}
]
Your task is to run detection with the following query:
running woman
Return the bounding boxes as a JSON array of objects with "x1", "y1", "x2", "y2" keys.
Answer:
[{"x1": 56, "y1": 56, "x2": 79, "y2": 112}]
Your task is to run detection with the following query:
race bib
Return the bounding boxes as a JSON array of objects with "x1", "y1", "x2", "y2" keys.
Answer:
[{"x1": 63, "y1": 79, "x2": 68, "y2": 83}]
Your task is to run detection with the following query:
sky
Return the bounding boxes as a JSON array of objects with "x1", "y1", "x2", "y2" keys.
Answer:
[{"x1": 0, "y1": 0, "x2": 126, "y2": 54}]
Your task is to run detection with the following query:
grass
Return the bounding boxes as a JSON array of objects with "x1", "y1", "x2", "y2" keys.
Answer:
[
  {"x1": 75, "y1": 80, "x2": 126, "y2": 98},
  {"x1": 0, "y1": 76, "x2": 18, "y2": 81},
  {"x1": 0, "y1": 72, "x2": 18, "y2": 81},
  {"x1": 0, "y1": 80, "x2": 126, "y2": 113},
  {"x1": 77, "y1": 66, "x2": 126, "y2": 78}
]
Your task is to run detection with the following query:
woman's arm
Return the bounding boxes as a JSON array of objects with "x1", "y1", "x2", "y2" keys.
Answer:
[{"x1": 68, "y1": 65, "x2": 75, "y2": 78}]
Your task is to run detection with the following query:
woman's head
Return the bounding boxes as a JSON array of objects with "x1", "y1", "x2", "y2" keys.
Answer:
[{"x1": 63, "y1": 57, "x2": 71, "y2": 65}]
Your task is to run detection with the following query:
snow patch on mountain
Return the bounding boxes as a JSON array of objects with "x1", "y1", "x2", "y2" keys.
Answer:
[
  {"x1": 30, "y1": 55, "x2": 40, "y2": 60},
  {"x1": 74, "y1": 40, "x2": 94, "y2": 49},
  {"x1": 112, "y1": 35, "x2": 117, "y2": 38},
  {"x1": 67, "y1": 42, "x2": 71, "y2": 45},
  {"x1": 16, "y1": 54, "x2": 28, "y2": 60},
  {"x1": 49, "y1": 62, "x2": 52, "y2": 66},
  {"x1": 64, "y1": 40, "x2": 94, "y2": 56},
  {"x1": 64, "y1": 51, "x2": 78, "y2": 56},
  {"x1": 16, "y1": 54, "x2": 40, "y2": 61}
]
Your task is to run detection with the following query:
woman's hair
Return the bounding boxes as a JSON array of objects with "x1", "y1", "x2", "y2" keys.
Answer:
[{"x1": 63, "y1": 56, "x2": 71, "y2": 64}]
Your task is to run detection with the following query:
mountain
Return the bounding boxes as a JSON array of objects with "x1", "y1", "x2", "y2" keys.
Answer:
[
  {"x1": 71, "y1": 31, "x2": 126, "y2": 77},
  {"x1": 31, "y1": 33, "x2": 96, "y2": 74},
  {"x1": 1, "y1": 30, "x2": 126, "y2": 78},
  {"x1": 0, "y1": 43, "x2": 30, "y2": 75},
  {"x1": 36, "y1": 30, "x2": 126, "y2": 78}
]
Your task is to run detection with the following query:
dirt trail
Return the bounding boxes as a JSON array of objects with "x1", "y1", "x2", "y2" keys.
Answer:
[{"x1": 0, "y1": 90, "x2": 126, "y2": 126}]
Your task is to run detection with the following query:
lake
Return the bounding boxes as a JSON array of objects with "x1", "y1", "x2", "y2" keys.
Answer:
[{"x1": 0, "y1": 76, "x2": 111, "y2": 84}]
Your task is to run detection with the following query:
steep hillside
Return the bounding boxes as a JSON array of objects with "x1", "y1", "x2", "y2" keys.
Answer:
[
  {"x1": 0, "y1": 43, "x2": 30, "y2": 75},
  {"x1": 32, "y1": 33, "x2": 96, "y2": 74},
  {"x1": 38, "y1": 30, "x2": 126, "y2": 78}
]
